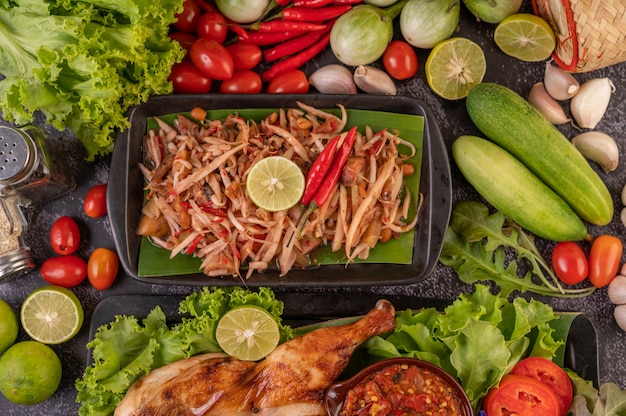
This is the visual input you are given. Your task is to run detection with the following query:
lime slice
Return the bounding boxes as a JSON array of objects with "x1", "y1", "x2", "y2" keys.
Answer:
[
  {"x1": 494, "y1": 13, "x2": 556, "y2": 62},
  {"x1": 246, "y1": 156, "x2": 305, "y2": 212},
  {"x1": 216, "y1": 305, "x2": 280, "y2": 361},
  {"x1": 20, "y1": 286, "x2": 84, "y2": 344},
  {"x1": 425, "y1": 37, "x2": 486, "y2": 100}
]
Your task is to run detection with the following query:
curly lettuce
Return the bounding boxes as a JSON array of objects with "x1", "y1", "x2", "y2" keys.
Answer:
[{"x1": 0, "y1": 0, "x2": 185, "y2": 160}]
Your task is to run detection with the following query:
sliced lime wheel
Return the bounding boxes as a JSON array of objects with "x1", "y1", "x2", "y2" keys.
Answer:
[
  {"x1": 216, "y1": 305, "x2": 280, "y2": 361},
  {"x1": 246, "y1": 156, "x2": 305, "y2": 212},
  {"x1": 494, "y1": 13, "x2": 556, "y2": 62}
]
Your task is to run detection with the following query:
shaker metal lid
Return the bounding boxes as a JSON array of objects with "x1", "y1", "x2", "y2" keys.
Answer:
[{"x1": 0, "y1": 126, "x2": 36, "y2": 184}]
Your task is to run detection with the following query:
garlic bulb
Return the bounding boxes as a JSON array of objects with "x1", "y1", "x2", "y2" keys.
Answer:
[
  {"x1": 353, "y1": 65, "x2": 397, "y2": 95},
  {"x1": 571, "y1": 131, "x2": 619, "y2": 172},
  {"x1": 528, "y1": 82, "x2": 570, "y2": 124},
  {"x1": 614, "y1": 304, "x2": 626, "y2": 332},
  {"x1": 544, "y1": 62, "x2": 579, "y2": 100},
  {"x1": 609, "y1": 275, "x2": 626, "y2": 305},
  {"x1": 309, "y1": 64, "x2": 357, "y2": 94},
  {"x1": 570, "y1": 77, "x2": 615, "y2": 129}
]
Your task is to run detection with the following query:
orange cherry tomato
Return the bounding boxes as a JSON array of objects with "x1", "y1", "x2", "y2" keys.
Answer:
[
  {"x1": 87, "y1": 248, "x2": 119, "y2": 290},
  {"x1": 588, "y1": 235, "x2": 622, "y2": 288},
  {"x1": 84, "y1": 184, "x2": 108, "y2": 218},
  {"x1": 483, "y1": 374, "x2": 560, "y2": 416}
]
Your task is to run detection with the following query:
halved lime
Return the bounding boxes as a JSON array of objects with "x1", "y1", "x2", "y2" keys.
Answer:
[
  {"x1": 20, "y1": 286, "x2": 84, "y2": 345},
  {"x1": 494, "y1": 13, "x2": 556, "y2": 62},
  {"x1": 425, "y1": 37, "x2": 486, "y2": 100},
  {"x1": 246, "y1": 156, "x2": 305, "y2": 212},
  {"x1": 216, "y1": 305, "x2": 280, "y2": 361}
]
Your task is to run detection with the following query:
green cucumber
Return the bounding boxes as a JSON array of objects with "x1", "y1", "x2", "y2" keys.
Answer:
[
  {"x1": 453, "y1": 135, "x2": 588, "y2": 241},
  {"x1": 466, "y1": 82, "x2": 613, "y2": 226}
]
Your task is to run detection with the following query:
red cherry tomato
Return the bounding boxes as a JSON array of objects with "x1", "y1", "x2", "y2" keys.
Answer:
[
  {"x1": 49, "y1": 216, "x2": 80, "y2": 256},
  {"x1": 267, "y1": 69, "x2": 309, "y2": 94},
  {"x1": 588, "y1": 235, "x2": 623, "y2": 288},
  {"x1": 510, "y1": 357, "x2": 573, "y2": 416},
  {"x1": 87, "y1": 248, "x2": 119, "y2": 290},
  {"x1": 483, "y1": 374, "x2": 560, "y2": 416},
  {"x1": 220, "y1": 70, "x2": 262, "y2": 94},
  {"x1": 551, "y1": 242, "x2": 588, "y2": 285},
  {"x1": 173, "y1": 0, "x2": 201, "y2": 33},
  {"x1": 190, "y1": 38, "x2": 234, "y2": 80},
  {"x1": 84, "y1": 184, "x2": 108, "y2": 218},
  {"x1": 225, "y1": 42, "x2": 262, "y2": 70},
  {"x1": 169, "y1": 60, "x2": 212, "y2": 94},
  {"x1": 382, "y1": 40, "x2": 419, "y2": 80},
  {"x1": 170, "y1": 31, "x2": 198, "y2": 54},
  {"x1": 40, "y1": 255, "x2": 87, "y2": 288},
  {"x1": 196, "y1": 11, "x2": 228, "y2": 44}
]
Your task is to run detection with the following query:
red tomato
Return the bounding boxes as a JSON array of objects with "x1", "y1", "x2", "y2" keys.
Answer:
[
  {"x1": 196, "y1": 11, "x2": 228, "y2": 44},
  {"x1": 173, "y1": 0, "x2": 201, "y2": 33},
  {"x1": 87, "y1": 248, "x2": 119, "y2": 290},
  {"x1": 84, "y1": 184, "x2": 108, "y2": 218},
  {"x1": 169, "y1": 60, "x2": 212, "y2": 94},
  {"x1": 220, "y1": 70, "x2": 262, "y2": 94},
  {"x1": 551, "y1": 242, "x2": 588, "y2": 285},
  {"x1": 510, "y1": 357, "x2": 573, "y2": 416},
  {"x1": 190, "y1": 38, "x2": 234, "y2": 80},
  {"x1": 267, "y1": 69, "x2": 309, "y2": 94},
  {"x1": 483, "y1": 374, "x2": 560, "y2": 416},
  {"x1": 49, "y1": 216, "x2": 80, "y2": 256},
  {"x1": 40, "y1": 255, "x2": 87, "y2": 288},
  {"x1": 225, "y1": 42, "x2": 262, "y2": 70},
  {"x1": 170, "y1": 31, "x2": 198, "y2": 54},
  {"x1": 588, "y1": 235, "x2": 623, "y2": 288},
  {"x1": 382, "y1": 40, "x2": 418, "y2": 80}
]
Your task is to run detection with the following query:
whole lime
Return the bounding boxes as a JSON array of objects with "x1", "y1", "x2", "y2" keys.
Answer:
[
  {"x1": 0, "y1": 299, "x2": 19, "y2": 355},
  {"x1": 0, "y1": 341, "x2": 62, "y2": 405}
]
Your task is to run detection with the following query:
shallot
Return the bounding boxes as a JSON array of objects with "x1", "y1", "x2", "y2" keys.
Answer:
[{"x1": 308, "y1": 65, "x2": 357, "y2": 94}]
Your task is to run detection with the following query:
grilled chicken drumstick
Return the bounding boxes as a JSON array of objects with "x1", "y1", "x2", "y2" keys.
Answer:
[{"x1": 115, "y1": 299, "x2": 396, "y2": 416}]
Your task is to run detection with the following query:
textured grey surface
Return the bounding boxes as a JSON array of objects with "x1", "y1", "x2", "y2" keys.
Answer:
[{"x1": 1, "y1": 2, "x2": 626, "y2": 415}]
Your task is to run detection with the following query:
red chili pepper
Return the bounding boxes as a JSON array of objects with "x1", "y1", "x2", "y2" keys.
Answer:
[
  {"x1": 261, "y1": 31, "x2": 331, "y2": 82},
  {"x1": 294, "y1": 0, "x2": 333, "y2": 6},
  {"x1": 301, "y1": 134, "x2": 341, "y2": 205},
  {"x1": 185, "y1": 234, "x2": 203, "y2": 255},
  {"x1": 276, "y1": 0, "x2": 292, "y2": 5},
  {"x1": 282, "y1": 5, "x2": 350, "y2": 21},
  {"x1": 238, "y1": 30, "x2": 308, "y2": 46},
  {"x1": 263, "y1": 21, "x2": 333, "y2": 62},
  {"x1": 332, "y1": 0, "x2": 362, "y2": 3},
  {"x1": 253, "y1": 20, "x2": 327, "y2": 32}
]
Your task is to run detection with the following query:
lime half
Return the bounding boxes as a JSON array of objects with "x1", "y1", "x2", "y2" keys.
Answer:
[
  {"x1": 246, "y1": 156, "x2": 305, "y2": 212},
  {"x1": 216, "y1": 306, "x2": 280, "y2": 361},
  {"x1": 425, "y1": 37, "x2": 486, "y2": 100},
  {"x1": 20, "y1": 286, "x2": 84, "y2": 344},
  {"x1": 494, "y1": 13, "x2": 556, "y2": 62}
]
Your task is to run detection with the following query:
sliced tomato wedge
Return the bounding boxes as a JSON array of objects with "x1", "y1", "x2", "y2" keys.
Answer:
[{"x1": 483, "y1": 374, "x2": 560, "y2": 416}]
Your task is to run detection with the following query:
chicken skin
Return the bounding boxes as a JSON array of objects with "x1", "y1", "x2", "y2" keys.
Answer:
[{"x1": 114, "y1": 299, "x2": 396, "y2": 416}]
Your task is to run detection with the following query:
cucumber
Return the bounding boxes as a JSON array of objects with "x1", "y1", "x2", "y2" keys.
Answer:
[
  {"x1": 452, "y1": 135, "x2": 588, "y2": 241},
  {"x1": 466, "y1": 82, "x2": 613, "y2": 226}
]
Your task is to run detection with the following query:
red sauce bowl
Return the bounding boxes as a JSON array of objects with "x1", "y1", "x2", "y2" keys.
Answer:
[{"x1": 324, "y1": 357, "x2": 474, "y2": 416}]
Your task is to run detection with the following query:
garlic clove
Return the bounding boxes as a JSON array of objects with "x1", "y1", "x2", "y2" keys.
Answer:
[
  {"x1": 614, "y1": 304, "x2": 626, "y2": 332},
  {"x1": 622, "y1": 184, "x2": 626, "y2": 206},
  {"x1": 544, "y1": 62, "x2": 579, "y2": 100},
  {"x1": 528, "y1": 82, "x2": 571, "y2": 124},
  {"x1": 570, "y1": 77, "x2": 614, "y2": 129},
  {"x1": 309, "y1": 64, "x2": 357, "y2": 94},
  {"x1": 571, "y1": 131, "x2": 619, "y2": 172},
  {"x1": 621, "y1": 207, "x2": 626, "y2": 228},
  {"x1": 353, "y1": 65, "x2": 397, "y2": 95},
  {"x1": 609, "y1": 275, "x2": 626, "y2": 305}
]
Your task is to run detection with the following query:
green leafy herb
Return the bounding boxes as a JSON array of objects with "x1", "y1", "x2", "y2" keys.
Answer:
[
  {"x1": 567, "y1": 370, "x2": 626, "y2": 416},
  {"x1": 439, "y1": 201, "x2": 595, "y2": 298},
  {"x1": 0, "y1": 0, "x2": 186, "y2": 160}
]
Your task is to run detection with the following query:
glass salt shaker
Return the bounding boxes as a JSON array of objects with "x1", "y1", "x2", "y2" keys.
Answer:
[{"x1": 0, "y1": 196, "x2": 35, "y2": 283}]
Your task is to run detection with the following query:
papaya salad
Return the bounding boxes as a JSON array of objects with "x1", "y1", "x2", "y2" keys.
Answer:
[{"x1": 136, "y1": 102, "x2": 422, "y2": 279}]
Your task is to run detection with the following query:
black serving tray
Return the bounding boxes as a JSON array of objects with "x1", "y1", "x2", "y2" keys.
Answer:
[{"x1": 107, "y1": 94, "x2": 452, "y2": 287}]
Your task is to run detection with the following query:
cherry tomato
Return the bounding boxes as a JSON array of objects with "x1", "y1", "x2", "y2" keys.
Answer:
[
  {"x1": 588, "y1": 235, "x2": 623, "y2": 288},
  {"x1": 551, "y1": 242, "x2": 588, "y2": 285},
  {"x1": 190, "y1": 38, "x2": 234, "y2": 80},
  {"x1": 483, "y1": 374, "x2": 560, "y2": 416},
  {"x1": 173, "y1": 0, "x2": 201, "y2": 33},
  {"x1": 84, "y1": 184, "x2": 108, "y2": 218},
  {"x1": 40, "y1": 255, "x2": 87, "y2": 288},
  {"x1": 87, "y1": 248, "x2": 119, "y2": 290},
  {"x1": 267, "y1": 69, "x2": 309, "y2": 94},
  {"x1": 510, "y1": 357, "x2": 573, "y2": 416},
  {"x1": 382, "y1": 40, "x2": 418, "y2": 80},
  {"x1": 196, "y1": 11, "x2": 228, "y2": 44},
  {"x1": 170, "y1": 31, "x2": 198, "y2": 54},
  {"x1": 169, "y1": 60, "x2": 212, "y2": 94},
  {"x1": 220, "y1": 70, "x2": 262, "y2": 94},
  {"x1": 226, "y1": 42, "x2": 262, "y2": 70},
  {"x1": 49, "y1": 216, "x2": 80, "y2": 256}
]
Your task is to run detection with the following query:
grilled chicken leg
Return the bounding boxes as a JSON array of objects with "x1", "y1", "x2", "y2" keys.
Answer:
[{"x1": 115, "y1": 299, "x2": 396, "y2": 416}]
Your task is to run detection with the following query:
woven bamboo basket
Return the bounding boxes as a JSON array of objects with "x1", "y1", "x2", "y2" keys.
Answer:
[{"x1": 532, "y1": 0, "x2": 626, "y2": 72}]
